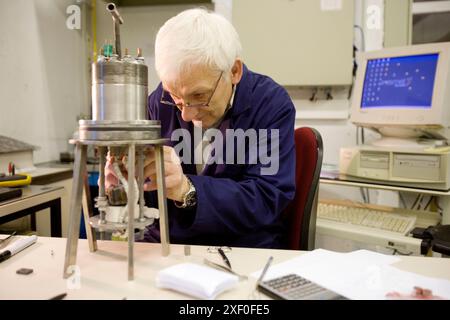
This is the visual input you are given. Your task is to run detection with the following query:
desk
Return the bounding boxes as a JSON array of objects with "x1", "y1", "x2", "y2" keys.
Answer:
[
  {"x1": 0, "y1": 186, "x2": 64, "y2": 237},
  {"x1": 0, "y1": 236, "x2": 449, "y2": 300},
  {"x1": 31, "y1": 163, "x2": 73, "y2": 185}
]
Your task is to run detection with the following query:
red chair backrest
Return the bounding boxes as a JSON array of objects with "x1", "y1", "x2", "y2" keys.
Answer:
[{"x1": 283, "y1": 127, "x2": 323, "y2": 250}]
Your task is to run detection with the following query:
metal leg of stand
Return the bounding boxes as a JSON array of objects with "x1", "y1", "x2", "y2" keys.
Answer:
[
  {"x1": 137, "y1": 146, "x2": 145, "y2": 240},
  {"x1": 127, "y1": 143, "x2": 136, "y2": 281},
  {"x1": 155, "y1": 145, "x2": 170, "y2": 256},
  {"x1": 64, "y1": 143, "x2": 87, "y2": 278},
  {"x1": 98, "y1": 147, "x2": 108, "y2": 241},
  {"x1": 82, "y1": 174, "x2": 97, "y2": 252}
]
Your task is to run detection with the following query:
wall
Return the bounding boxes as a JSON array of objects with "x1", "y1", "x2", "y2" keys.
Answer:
[
  {"x1": 310, "y1": 0, "x2": 381, "y2": 203},
  {"x1": 95, "y1": 0, "x2": 213, "y2": 91},
  {"x1": 0, "y1": 0, "x2": 386, "y2": 201},
  {"x1": 0, "y1": 0, "x2": 380, "y2": 171},
  {"x1": 384, "y1": 0, "x2": 412, "y2": 47},
  {"x1": 0, "y1": 0, "x2": 90, "y2": 164},
  {"x1": 230, "y1": 0, "x2": 354, "y2": 86},
  {"x1": 216, "y1": 0, "x2": 386, "y2": 203},
  {"x1": 224, "y1": 2, "x2": 377, "y2": 205}
]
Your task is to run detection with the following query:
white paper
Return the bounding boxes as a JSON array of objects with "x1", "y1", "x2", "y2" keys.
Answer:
[
  {"x1": 251, "y1": 249, "x2": 450, "y2": 300},
  {"x1": 321, "y1": 0, "x2": 342, "y2": 11},
  {"x1": 0, "y1": 235, "x2": 37, "y2": 255},
  {"x1": 156, "y1": 263, "x2": 239, "y2": 300},
  {"x1": 345, "y1": 249, "x2": 400, "y2": 265}
]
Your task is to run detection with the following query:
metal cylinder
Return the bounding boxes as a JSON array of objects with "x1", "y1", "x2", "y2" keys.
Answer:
[{"x1": 92, "y1": 57, "x2": 148, "y2": 121}]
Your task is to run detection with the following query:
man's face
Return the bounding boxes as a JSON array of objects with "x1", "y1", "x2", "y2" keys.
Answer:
[{"x1": 162, "y1": 65, "x2": 235, "y2": 129}]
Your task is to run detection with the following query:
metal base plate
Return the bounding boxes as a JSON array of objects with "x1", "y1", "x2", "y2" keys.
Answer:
[
  {"x1": 78, "y1": 120, "x2": 161, "y2": 141},
  {"x1": 90, "y1": 215, "x2": 155, "y2": 231}
]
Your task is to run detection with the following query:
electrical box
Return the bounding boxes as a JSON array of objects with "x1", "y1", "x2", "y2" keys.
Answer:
[{"x1": 231, "y1": 0, "x2": 354, "y2": 86}]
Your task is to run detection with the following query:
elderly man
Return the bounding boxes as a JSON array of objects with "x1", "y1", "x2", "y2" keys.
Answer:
[{"x1": 107, "y1": 8, "x2": 296, "y2": 248}]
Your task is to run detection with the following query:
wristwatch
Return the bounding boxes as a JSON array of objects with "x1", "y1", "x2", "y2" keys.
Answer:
[{"x1": 175, "y1": 176, "x2": 197, "y2": 209}]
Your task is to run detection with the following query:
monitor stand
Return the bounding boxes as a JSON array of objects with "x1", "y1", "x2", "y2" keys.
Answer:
[{"x1": 370, "y1": 137, "x2": 447, "y2": 151}]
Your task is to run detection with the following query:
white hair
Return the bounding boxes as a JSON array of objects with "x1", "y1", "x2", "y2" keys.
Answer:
[{"x1": 155, "y1": 8, "x2": 242, "y2": 83}]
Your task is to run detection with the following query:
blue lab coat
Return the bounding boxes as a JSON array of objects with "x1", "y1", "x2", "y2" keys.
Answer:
[{"x1": 143, "y1": 65, "x2": 296, "y2": 248}]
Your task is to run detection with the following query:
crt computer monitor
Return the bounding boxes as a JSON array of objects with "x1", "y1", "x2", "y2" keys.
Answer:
[{"x1": 350, "y1": 42, "x2": 450, "y2": 144}]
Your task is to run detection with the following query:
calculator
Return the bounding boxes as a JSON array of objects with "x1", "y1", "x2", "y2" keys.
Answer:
[{"x1": 257, "y1": 273, "x2": 347, "y2": 300}]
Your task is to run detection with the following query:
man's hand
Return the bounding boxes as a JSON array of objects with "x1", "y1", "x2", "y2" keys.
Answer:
[
  {"x1": 104, "y1": 153, "x2": 123, "y2": 189},
  {"x1": 101, "y1": 147, "x2": 189, "y2": 202},
  {"x1": 143, "y1": 146, "x2": 190, "y2": 202}
]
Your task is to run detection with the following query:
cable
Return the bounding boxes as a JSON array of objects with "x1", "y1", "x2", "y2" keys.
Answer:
[
  {"x1": 353, "y1": 25, "x2": 365, "y2": 52},
  {"x1": 360, "y1": 187, "x2": 367, "y2": 203},
  {"x1": 309, "y1": 88, "x2": 318, "y2": 102},
  {"x1": 356, "y1": 126, "x2": 360, "y2": 145},
  {"x1": 352, "y1": 24, "x2": 367, "y2": 205},
  {"x1": 399, "y1": 192, "x2": 407, "y2": 209},
  {"x1": 434, "y1": 197, "x2": 443, "y2": 216},
  {"x1": 391, "y1": 248, "x2": 414, "y2": 256},
  {"x1": 355, "y1": 125, "x2": 369, "y2": 203},
  {"x1": 348, "y1": 24, "x2": 365, "y2": 101},
  {"x1": 348, "y1": 83, "x2": 353, "y2": 100},
  {"x1": 417, "y1": 195, "x2": 426, "y2": 210},
  {"x1": 423, "y1": 196, "x2": 434, "y2": 211},
  {"x1": 326, "y1": 88, "x2": 333, "y2": 100},
  {"x1": 410, "y1": 194, "x2": 422, "y2": 210}
]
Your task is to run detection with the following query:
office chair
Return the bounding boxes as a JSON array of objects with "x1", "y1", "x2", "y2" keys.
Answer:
[{"x1": 283, "y1": 127, "x2": 323, "y2": 250}]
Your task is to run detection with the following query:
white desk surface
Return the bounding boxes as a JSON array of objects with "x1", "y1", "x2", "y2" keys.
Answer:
[{"x1": 0, "y1": 236, "x2": 449, "y2": 300}]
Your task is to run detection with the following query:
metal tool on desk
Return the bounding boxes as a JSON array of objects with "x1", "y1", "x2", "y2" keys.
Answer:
[
  {"x1": 218, "y1": 247, "x2": 232, "y2": 270},
  {"x1": 0, "y1": 231, "x2": 16, "y2": 248},
  {"x1": 203, "y1": 258, "x2": 248, "y2": 281},
  {"x1": 63, "y1": 3, "x2": 170, "y2": 281}
]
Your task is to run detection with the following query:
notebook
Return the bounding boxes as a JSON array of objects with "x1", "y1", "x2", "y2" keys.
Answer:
[{"x1": 156, "y1": 263, "x2": 239, "y2": 299}]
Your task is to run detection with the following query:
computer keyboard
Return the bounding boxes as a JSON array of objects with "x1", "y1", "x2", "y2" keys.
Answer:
[
  {"x1": 318, "y1": 200, "x2": 418, "y2": 236},
  {"x1": 258, "y1": 274, "x2": 346, "y2": 300}
]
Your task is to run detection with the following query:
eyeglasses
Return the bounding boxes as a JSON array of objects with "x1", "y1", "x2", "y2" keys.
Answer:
[
  {"x1": 206, "y1": 246, "x2": 231, "y2": 254},
  {"x1": 160, "y1": 71, "x2": 223, "y2": 108}
]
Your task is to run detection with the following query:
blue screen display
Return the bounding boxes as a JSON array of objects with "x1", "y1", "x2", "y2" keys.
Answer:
[{"x1": 361, "y1": 53, "x2": 439, "y2": 109}]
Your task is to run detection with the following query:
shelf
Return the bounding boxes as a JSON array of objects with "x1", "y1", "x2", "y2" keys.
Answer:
[{"x1": 320, "y1": 176, "x2": 450, "y2": 196}]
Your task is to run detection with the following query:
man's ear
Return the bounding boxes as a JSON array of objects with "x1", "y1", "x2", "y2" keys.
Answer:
[{"x1": 231, "y1": 59, "x2": 243, "y2": 85}]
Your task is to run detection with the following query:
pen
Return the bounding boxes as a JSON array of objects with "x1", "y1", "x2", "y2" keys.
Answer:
[
  {"x1": 257, "y1": 256, "x2": 273, "y2": 284},
  {"x1": 49, "y1": 293, "x2": 67, "y2": 300},
  {"x1": 0, "y1": 235, "x2": 37, "y2": 263},
  {"x1": 217, "y1": 247, "x2": 232, "y2": 270},
  {"x1": 0, "y1": 250, "x2": 12, "y2": 263}
]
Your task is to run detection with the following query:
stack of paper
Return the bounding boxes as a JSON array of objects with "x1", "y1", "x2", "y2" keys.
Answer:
[{"x1": 156, "y1": 263, "x2": 239, "y2": 299}]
